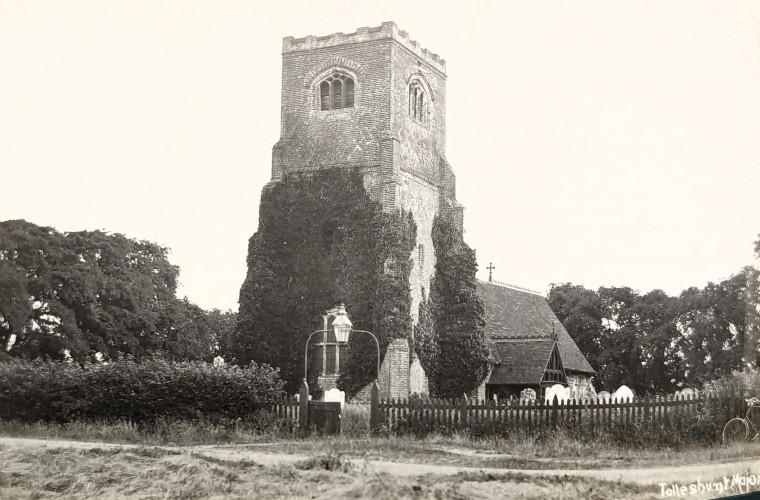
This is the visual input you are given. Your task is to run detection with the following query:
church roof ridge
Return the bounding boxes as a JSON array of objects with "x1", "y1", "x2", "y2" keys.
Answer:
[
  {"x1": 485, "y1": 279, "x2": 544, "y2": 297},
  {"x1": 282, "y1": 22, "x2": 446, "y2": 73}
]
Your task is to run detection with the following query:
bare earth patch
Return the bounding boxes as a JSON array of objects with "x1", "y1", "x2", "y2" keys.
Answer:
[{"x1": 1, "y1": 436, "x2": 760, "y2": 499}]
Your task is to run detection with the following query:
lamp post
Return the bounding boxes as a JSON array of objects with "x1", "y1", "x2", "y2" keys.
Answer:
[{"x1": 303, "y1": 304, "x2": 381, "y2": 384}]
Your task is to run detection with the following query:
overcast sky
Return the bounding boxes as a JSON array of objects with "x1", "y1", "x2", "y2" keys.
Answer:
[{"x1": 2, "y1": 1, "x2": 759, "y2": 311}]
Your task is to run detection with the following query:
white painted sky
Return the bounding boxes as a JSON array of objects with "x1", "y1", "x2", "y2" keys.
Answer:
[{"x1": 1, "y1": 0, "x2": 759, "y2": 311}]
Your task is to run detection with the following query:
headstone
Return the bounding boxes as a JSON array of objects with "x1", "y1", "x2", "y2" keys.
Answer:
[
  {"x1": 544, "y1": 384, "x2": 568, "y2": 404},
  {"x1": 612, "y1": 385, "x2": 634, "y2": 402},
  {"x1": 520, "y1": 388, "x2": 537, "y2": 401},
  {"x1": 597, "y1": 391, "x2": 611, "y2": 402},
  {"x1": 324, "y1": 388, "x2": 346, "y2": 408},
  {"x1": 680, "y1": 388, "x2": 697, "y2": 399}
]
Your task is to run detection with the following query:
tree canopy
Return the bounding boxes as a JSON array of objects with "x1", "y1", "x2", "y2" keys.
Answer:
[
  {"x1": 549, "y1": 264, "x2": 753, "y2": 393},
  {"x1": 0, "y1": 219, "x2": 224, "y2": 362}
]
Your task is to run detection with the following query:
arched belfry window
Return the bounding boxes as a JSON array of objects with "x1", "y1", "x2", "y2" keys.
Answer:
[
  {"x1": 319, "y1": 71, "x2": 354, "y2": 110},
  {"x1": 409, "y1": 81, "x2": 427, "y2": 123}
]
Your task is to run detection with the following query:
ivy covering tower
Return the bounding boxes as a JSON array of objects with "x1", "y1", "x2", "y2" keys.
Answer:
[{"x1": 228, "y1": 23, "x2": 488, "y2": 399}]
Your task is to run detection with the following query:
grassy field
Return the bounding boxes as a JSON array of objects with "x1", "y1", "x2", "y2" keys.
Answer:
[
  {"x1": 2, "y1": 420, "x2": 760, "y2": 499},
  {"x1": 2, "y1": 419, "x2": 758, "y2": 468},
  {"x1": 0, "y1": 443, "x2": 657, "y2": 500}
]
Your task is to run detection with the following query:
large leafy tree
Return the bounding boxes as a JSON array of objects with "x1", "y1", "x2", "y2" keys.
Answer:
[
  {"x1": 745, "y1": 234, "x2": 760, "y2": 369},
  {"x1": 596, "y1": 286, "x2": 645, "y2": 392},
  {"x1": 549, "y1": 273, "x2": 751, "y2": 393},
  {"x1": 548, "y1": 283, "x2": 604, "y2": 367},
  {"x1": 549, "y1": 283, "x2": 685, "y2": 393},
  {"x1": 226, "y1": 169, "x2": 416, "y2": 396},
  {"x1": 677, "y1": 272, "x2": 747, "y2": 385},
  {"x1": 629, "y1": 289, "x2": 683, "y2": 393},
  {"x1": 0, "y1": 219, "x2": 216, "y2": 361}
]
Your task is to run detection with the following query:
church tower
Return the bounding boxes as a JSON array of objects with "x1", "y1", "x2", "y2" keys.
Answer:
[{"x1": 270, "y1": 22, "x2": 463, "y2": 397}]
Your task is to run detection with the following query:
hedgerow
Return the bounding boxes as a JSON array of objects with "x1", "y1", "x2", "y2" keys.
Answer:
[{"x1": 0, "y1": 358, "x2": 284, "y2": 424}]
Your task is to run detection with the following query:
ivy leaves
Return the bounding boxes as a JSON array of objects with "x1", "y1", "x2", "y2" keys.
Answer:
[
  {"x1": 415, "y1": 216, "x2": 490, "y2": 399},
  {"x1": 228, "y1": 169, "x2": 415, "y2": 396}
]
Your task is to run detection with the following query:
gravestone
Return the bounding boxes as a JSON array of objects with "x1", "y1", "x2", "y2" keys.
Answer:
[
  {"x1": 520, "y1": 388, "x2": 536, "y2": 401},
  {"x1": 544, "y1": 384, "x2": 569, "y2": 404},
  {"x1": 612, "y1": 385, "x2": 634, "y2": 402},
  {"x1": 324, "y1": 388, "x2": 346, "y2": 408}
]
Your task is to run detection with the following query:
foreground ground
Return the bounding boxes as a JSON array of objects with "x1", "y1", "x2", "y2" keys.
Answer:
[{"x1": 2, "y1": 434, "x2": 760, "y2": 499}]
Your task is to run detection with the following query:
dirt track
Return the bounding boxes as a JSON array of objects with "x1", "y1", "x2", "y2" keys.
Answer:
[{"x1": 2, "y1": 435, "x2": 760, "y2": 488}]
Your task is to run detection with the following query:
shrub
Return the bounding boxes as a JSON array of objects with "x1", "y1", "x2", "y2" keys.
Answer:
[
  {"x1": 341, "y1": 404, "x2": 370, "y2": 436},
  {"x1": 703, "y1": 368, "x2": 760, "y2": 398},
  {"x1": 0, "y1": 358, "x2": 285, "y2": 426}
]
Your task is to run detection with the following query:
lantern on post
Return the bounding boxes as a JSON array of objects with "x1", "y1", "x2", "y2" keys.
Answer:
[{"x1": 303, "y1": 304, "x2": 381, "y2": 385}]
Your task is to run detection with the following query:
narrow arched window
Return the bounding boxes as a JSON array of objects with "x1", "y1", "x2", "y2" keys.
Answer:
[
  {"x1": 320, "y1": 81, "x2": 330, "y2": 110},
  {"x1": 345, "y1": 78, "x2": 354, "y2": 107},
  {"x1": 409, "y1": 81, "x2": 427, "y2": 123},
  {"x1": 319, "y1": 71, "x2": 355, "y2": 110}
]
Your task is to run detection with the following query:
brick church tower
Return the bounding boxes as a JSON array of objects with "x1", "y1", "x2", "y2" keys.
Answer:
[{"x1": 269, "y1": 22, "x2": 463, "y2": 398}]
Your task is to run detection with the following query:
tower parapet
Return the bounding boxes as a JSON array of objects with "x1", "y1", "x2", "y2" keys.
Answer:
[{"x1": 283, "y1": 21, "x2": 446, "y2": 75}]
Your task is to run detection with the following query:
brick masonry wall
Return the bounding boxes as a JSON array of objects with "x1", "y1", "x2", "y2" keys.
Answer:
[
  {"x1": 274, "y1": 39, "x2": 390, "y2": 177},
  {"x1": 384, "y1": 338, "x2": 410, "y2": 400},
  {"x1": 398, "y1": 171, "x2": 439, "y2": 324},
  {"x1": 390, "y1": 41, "x2": 447, "y2": 184}
]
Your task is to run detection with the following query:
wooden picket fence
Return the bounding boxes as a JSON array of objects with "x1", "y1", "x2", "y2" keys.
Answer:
[
  {"x1": 268, "y1": 389, "x2": 751, "y2": 443},
  {"x1": 376, "y1": 391, "x2": 747, "y2": 440},
  {"x1": 271, "y1": 395, "x2": 301, "y2": 423}
]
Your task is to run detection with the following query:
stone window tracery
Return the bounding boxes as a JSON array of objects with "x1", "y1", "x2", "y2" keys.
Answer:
[
  {"x1": 409, "y1": 81, "x2": 427, "y2": 123},
  {"x1": 319, "y1": 71, "x2": 354, "y2": 110}
]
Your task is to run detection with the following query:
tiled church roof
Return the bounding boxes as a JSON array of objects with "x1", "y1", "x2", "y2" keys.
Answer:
[
  {"x1": 477, "y1": 281, "x2": 596, "y2": 375},
  {"x1": 488, "y1": 339, "x2": 555, "y2": 385}
]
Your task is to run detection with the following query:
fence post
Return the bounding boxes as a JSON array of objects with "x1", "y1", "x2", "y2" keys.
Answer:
[
  {"x1": 299, "y1": 378, "x2": 309, "y2": 430},
  {"x1": 552, "y1": 395, "x2": 560, "y2": 428},
  {"x1": 644, "y1": 394, "x2": 650, "y2": 425},
  {"x1": 370, "y1": 380, "x2": 380, "y2": 431},
  {"x1": 460, "y1": 394, "x2": 469, "y2": 427}
]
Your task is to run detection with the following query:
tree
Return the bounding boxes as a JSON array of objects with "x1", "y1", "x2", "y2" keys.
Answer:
[
  {"x1": 423, "y1": 216, "x2": 491, "y2": 399},
  {"x1": 677, "y1": 273, "x2": 747, "y2": 385},
  {"x1": 154, "y1": 299, "x2": 233, "y2": 362},
  {"x1": 630, "y1": 289, "x2": 683, "y2": 393},
  {"x1": 744, "y1": 234, "x2": 760, "y2": 368},
  {"x1": 596, "y1": 286, "x2": 644, "y2": 392},
  {"x1": 0, "y1": 219, "x2": 215, "y2": 362},
  {"x1": 548, "y1": 283, "x2": 603, "y2": 367},
  {"x1": 412, "y1": 287, "x2": 438, "y2": 389},
  {"x1": 0, "y1": 259, "x2": 32, "y2": 353},
  {"x1": 549, "y1": 283, "x2": 684, "y2": 394}
]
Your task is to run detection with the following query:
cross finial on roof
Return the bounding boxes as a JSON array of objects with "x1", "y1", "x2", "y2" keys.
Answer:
[{"x1": 487, "y1": 262, "x2": 495, "y2": 282}]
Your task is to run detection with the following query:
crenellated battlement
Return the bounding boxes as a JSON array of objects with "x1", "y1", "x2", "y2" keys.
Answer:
[{"x1": 283, "y1": 21, "x2": 446, "y2": 74}]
